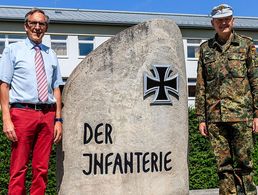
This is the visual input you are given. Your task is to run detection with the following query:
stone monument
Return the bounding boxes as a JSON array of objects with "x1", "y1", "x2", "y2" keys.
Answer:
[{"x1": 58, "y1": 19, "x2": 189, "y2": 195}]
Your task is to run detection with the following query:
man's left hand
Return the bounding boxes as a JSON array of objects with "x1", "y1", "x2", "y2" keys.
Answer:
[
  {"x1": 54, "y1": 121, "x2": 62, "y2": 143},
  {"x1": 253, "y1": 118, "x2": 258, "y2": 133}
]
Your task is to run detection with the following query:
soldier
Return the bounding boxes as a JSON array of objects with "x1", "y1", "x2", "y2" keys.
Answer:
[{"x1": 195, "y1": 4, "x2": 258, "y2": 195}]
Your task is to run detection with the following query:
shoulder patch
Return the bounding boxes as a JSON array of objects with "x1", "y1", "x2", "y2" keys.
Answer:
[{"x1": 239, "y1": 34, "x2": 253, "y2": 41}]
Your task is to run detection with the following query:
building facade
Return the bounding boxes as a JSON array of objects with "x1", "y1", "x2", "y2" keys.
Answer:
[{"x1": 1, "y1": 6, "x2": 258, "y2": 106}]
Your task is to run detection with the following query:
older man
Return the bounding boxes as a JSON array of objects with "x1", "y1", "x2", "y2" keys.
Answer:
[
  {"x1": 0, "y1": 8, "x2": 63, "y2": 194},
  {"x1": 195, "y1": 4, "x2": 258, "y2": 195}
]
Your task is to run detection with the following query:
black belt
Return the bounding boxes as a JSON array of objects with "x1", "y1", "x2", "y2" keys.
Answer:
[{"x1": 10, "y1": 103, "x2": 56, "y2": 111}]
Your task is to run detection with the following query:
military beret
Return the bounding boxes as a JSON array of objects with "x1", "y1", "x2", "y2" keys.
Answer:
[{"x1": 211, "y1": 4, "x2": 233, "y2": 18}]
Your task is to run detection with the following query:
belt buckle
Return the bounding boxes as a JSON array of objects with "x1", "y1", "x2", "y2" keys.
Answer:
[{"x1": 34, "y1": 104, "x2": 42, "y2": 111}]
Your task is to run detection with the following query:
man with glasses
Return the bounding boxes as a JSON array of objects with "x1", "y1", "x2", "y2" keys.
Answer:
[
  {"x1": 0, "y1": 8, "x2": 63, "y2": 194},
  {"x1": 195, "y1": 4, "x2": 258, "y2": 195}
]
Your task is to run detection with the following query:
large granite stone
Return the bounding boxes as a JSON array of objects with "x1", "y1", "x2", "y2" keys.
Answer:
[{"x1": 58, "y1": 19, "x2": 188, "y2": 195}]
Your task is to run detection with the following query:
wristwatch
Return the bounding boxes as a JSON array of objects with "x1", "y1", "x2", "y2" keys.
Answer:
[{"x1": 55, "y1": 118, "x2": 63, "y2": 123}]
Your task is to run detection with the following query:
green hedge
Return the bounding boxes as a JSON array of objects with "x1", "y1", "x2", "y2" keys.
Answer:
[
  {"x1": 1, "y1": 109, "x2": 258, "y2": 193},
  {"x1": 188, "y1": 107, "x2": 258, "y2": 189},
  {"x1": 0, "y1": 111, "x2": 57, "y2": 194},
  {"x1": 188, "y1": 107, "x2": 218, "y2": 189}
]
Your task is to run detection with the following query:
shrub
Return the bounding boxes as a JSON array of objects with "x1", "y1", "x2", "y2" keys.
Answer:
[
  {"x1": 188, "y1": 107, "x2": 218, "y2": 189},
  {"x1": 0, "y1": 110, "x2": 57, "y2": 194},
  {"x1": 1, "y1": 109, "x2": 258, "y2": 193}
]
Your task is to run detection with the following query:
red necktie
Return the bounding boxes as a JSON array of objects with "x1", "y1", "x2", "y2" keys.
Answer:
[{"x1": 34, "y1": 45, "x2": 48, "y2": 102}]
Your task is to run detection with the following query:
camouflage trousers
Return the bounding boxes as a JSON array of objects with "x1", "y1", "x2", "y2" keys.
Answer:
[{"x1": 208, "y1": 122, "x2": 257, "y2": 195}]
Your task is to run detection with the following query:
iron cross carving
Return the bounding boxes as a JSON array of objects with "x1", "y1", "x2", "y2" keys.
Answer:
[{"x1": 143, "y1": 64, "x2": 179, "y2": 105}]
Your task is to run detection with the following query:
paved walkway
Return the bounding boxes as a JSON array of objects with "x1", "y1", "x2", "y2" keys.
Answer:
[
  {"x1": 190, "y1": 188, "x2": 218, "y2": 195},
  {"x1": 190, "y1": 187, "x2": 258, "y2": 195}
]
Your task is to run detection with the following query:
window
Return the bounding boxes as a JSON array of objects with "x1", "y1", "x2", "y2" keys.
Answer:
[
  {"x1": 0, "y1": 42, "x2": 5, "y2": 54},
  {"x1": 186, "y1": 39, "x2": 202, "y2": 59},
  {"x1": 0, "y1": 34, "x2": 5, "y2": 54},
  {"x1": 8, "y1": 34, "x2": 26, "y2": 44},
  {"x1": 254, "y1": 40, "x2": 258, "y2": 53},
  {"x1": 0, "y1": 34, "x2": 26, "y2": 56},
  {"x1": 188, "y1": 79, "x2": 196, "y2": 98},
  {"x1": 188, "y1": 85, "x2": 196, "y2": 98},
  {"x1": 51, "y1": 35, "x2": 67, "y2": 56},
  {"x1": 78, "y1": 36, "x2": 94, "y2": 57}
]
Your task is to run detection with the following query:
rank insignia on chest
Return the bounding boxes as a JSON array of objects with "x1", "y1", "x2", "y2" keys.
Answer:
[{"x1": 251, "y1": 45, "x2": 257, "y2": 54}]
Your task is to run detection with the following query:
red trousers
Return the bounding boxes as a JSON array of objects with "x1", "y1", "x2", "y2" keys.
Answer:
[{"x1": 8, "y1": 107, "x2": 55, "y2": 195}]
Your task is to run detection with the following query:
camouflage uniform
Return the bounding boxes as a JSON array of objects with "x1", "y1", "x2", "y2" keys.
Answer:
[{"x1": 195, "y1": 32, "x2": 258, "y2": 195}]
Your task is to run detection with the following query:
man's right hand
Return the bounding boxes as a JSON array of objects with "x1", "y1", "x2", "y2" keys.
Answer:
[
  {"x1": 199, "y1": 122, "x2": 208, "y2": 137},
  {"x1": 3, "y1": 119, "x2": 17, "y2": 142},
  {"x1": 1, "y1": 82, "x2": 17, "y2": 142}
]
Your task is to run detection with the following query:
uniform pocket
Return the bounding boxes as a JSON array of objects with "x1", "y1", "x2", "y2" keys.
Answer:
[
  {"x1": 204, "y1": 57, "x2": 217, "y2": 81},
  {"x1": 228, "y1": 53, "x2": 247, "y2": 78}
]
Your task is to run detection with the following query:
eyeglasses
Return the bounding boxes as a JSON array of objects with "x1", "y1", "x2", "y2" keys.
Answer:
[{"x1": 27, "y1": 21, "x2": 47, "y2": 28}]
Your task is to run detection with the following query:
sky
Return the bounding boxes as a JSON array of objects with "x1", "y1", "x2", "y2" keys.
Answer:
[{"x1": 0, "y1": 0, "x2": 257, "y2": 18}]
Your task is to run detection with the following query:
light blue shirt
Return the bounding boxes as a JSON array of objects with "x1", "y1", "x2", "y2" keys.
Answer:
[{"x1": 0, "y1": 38, "x2": 63, "y2": 104}]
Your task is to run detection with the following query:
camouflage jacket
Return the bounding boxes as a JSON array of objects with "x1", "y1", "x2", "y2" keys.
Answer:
[{"x1": 195, "y1": 32, "x2": 258, "y2": 123}]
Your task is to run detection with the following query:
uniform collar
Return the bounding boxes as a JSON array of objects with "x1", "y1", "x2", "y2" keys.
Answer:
[
  {"x1": 230, "y1": 32, "x2": 241, "y2": 45},
  {"x1": 210, "y1": 31, "x2": 240, "y2": 50}
]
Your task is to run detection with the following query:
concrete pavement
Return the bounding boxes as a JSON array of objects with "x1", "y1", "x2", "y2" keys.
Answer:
[{"x1": 190, "y1": 188, "x2": 218, "y2": 195}]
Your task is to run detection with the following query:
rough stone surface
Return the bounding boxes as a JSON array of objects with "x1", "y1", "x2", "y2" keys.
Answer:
[{"x1": 58, "y1": 19, "x2": 188, "y2": 195}]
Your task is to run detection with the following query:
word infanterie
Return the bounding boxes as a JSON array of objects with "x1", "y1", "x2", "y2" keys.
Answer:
[{"x1": 83, "y1": 123, "x2": 173, "y2": 175}]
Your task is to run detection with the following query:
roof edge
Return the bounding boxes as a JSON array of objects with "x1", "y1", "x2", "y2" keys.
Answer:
[{"x1": 0, "y1": 4, "x2": 257, "y2": 19}]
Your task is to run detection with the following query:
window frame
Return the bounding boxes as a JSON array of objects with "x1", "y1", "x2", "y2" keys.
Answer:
[
  {"x1": 188, "y1": 78, "x2": 197, "y2": 100},
  {"x1": 78, "y1": 35, "x2": 95, "y2": 58},
  {"x1": 50, "y1": 35, "x2": 68, "y2": 58},
  {"x1": 186, "y1": 38, "x2": 206, "y2": 61},
  {"x1": 0, "y1": 33, "x2": 27, "y2": 57},
  {"x1": 254, "y1": 40, "x2": 258, "y2": 53}
]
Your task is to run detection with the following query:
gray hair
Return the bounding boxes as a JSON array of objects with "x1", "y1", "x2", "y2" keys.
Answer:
[{"x1": 24, "y1": 8, "x2": 50, "y2": 24}]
